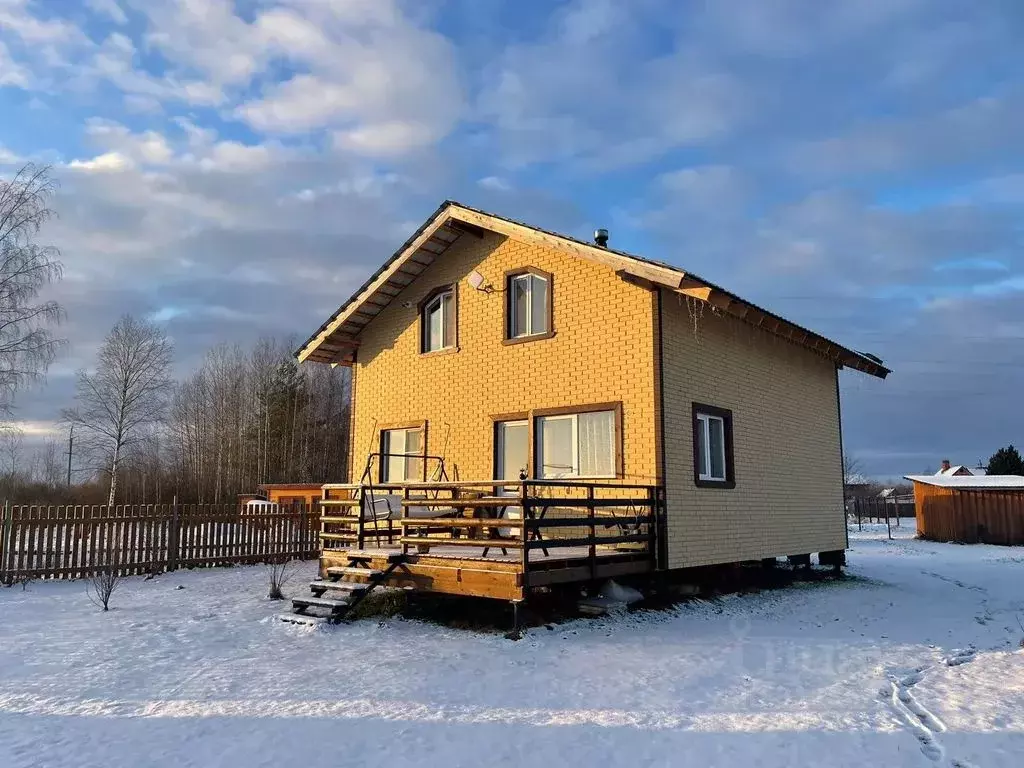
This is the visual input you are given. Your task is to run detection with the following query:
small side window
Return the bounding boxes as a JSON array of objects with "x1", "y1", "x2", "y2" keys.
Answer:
[
  {"x1": 504, "y1": 268, "x2": 553, "y2": 343},
  {"x1": 693, "y1": 403, "x2": 735, "y2": 489},
  {"x1": 420, "y1": 286, "x2": 456, "y2": 353}
]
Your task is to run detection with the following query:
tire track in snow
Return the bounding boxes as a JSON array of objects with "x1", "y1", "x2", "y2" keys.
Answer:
[{"x1": 884, "y1": 647, "x2": 978, "y2": 766}]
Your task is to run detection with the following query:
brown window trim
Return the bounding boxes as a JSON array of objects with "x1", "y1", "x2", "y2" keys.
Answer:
[
  {"x1": 378, "y1": 420, "x2": 429, "y2": 483},
  {"x1": 531, "y1": 401, "x2": 623, "y2": 479},
  {"x1": 503, "y1": 266, "x2": 555, "y2": 345},
  {"x1": 692, "y1": 403, "x2": 735, "y2": 489},
  {"x1": 418, "y1": 284, "x2": 458, "y2": 355}
]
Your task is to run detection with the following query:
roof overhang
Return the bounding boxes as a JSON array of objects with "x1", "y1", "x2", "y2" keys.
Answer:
[{"x1": 297, "y1": 201, "x2": 890, "y2": 379}]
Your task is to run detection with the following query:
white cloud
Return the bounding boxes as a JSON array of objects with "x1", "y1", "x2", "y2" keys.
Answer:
[
  {"x1": 0, "y1": 145, "x2": 22, "y2": 164},
  {"x1": 0, "y1": 40, "x2": 29, "y2": 87},
  {"x1": 477, "y1": 1, "x2": 746, "y2": 169},
  {"x1": 477, "y1": 176, "x2": 510, "y2": 192},
  {"x1": 0, "y1": 0, "x2": 80, "y2": 44},
  {"x1": 68, "y1": 151, "x2": 134, "y2": 173},
  {"x1": 86, "y1": 0, "x2": 127, "y2": 25},
  {"x1": 196, "y1": 142, "x2": 275, "y2": 173}
]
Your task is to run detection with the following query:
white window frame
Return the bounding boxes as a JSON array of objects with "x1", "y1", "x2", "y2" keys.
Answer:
[
  {"x1": 495, "y1": 419, "x2": 529, "y2": 491},
  {"x1": 535, "y1": 410, "x2": 615, "y2": 479},
  {"x1": 422, "y1": 289, "x2": 454, "y2": 352},
  {"x1": 696, "y1": 413, "x2": 727, "y2": 482},
  {"x1": 509, "y1": 273, "x2": 549, "y2": 338},
  {"x1": 380, "y1": 427, "x2": 423, "y2": 482}
]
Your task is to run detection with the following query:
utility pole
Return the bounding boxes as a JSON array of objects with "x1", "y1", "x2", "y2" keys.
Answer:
[{"x1": 66, "y1": 425, "x2": 74, "y2": 487}]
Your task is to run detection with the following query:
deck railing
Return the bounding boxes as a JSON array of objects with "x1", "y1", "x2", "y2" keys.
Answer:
[{"x1": 319, "y1": 479, "x2": 666, "y2": 578}]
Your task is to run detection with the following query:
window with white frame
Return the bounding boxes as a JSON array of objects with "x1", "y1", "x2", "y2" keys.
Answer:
[
  {"x1": 507, "y1": 271, "x2": 550, "y2": 339},
  {"x1": 535, "y1": 409, "x2": 616, "y2": 478},
  {"x1": 421, "y1": 287, "x2": 455, "y2": 353},
  {"x1": 693, "y1": 404, "x2": 734, "y2": 488},
  {"x1": 380, "y1": 426, "x2": 424, "y2": 482}
]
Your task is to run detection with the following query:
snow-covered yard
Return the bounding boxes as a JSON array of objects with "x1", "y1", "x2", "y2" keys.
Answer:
[{"x1": 1, "y1": 525, "x2": 1021, "y2": 768}]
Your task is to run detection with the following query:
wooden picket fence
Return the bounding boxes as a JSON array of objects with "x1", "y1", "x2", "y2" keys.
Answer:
[{"x1": 0, "y1": 502, "x2": 321, "y2": 583}]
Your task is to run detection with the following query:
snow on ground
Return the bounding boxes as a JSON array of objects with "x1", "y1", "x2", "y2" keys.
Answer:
[{"x1": 1, "y1": 523, "x2": 1021, "y2": 768}]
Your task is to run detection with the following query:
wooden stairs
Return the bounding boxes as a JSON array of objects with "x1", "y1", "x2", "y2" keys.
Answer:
[{"x1": 282, "y1": 550, "x2": 406, "y2": 625}]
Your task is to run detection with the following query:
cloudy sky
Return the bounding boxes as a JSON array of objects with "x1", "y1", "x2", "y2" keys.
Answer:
[{"x1": 1, "y1": 0, "x2": 1022, "y2": 478}]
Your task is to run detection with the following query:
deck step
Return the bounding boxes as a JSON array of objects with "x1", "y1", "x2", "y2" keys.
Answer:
[
  {"x1": 309, "y1": 579, "x2": 370, "y2": 594},
  {"x1": 292, "y1": 595, "x2": 351, "y2": 611},
  {"x1": 325, "y1": 566, "x2": 384, "y2": 579},
  {"x1": 345, "y1": 549, "x2": 406, "y2": 563}
]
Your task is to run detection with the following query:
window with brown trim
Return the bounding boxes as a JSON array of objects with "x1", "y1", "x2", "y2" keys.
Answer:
[
  {"x1": 692, "y1": 403, "x2": 735, "y2": 489},
  {"x1": 380, "y1": 423, "x2": 426, "y2": 482},
  {"x1": 419, "y1": 285, "x2": 457, "y2": 354},
  {"x1": 504, "y1": 267, "x2": 553, "y2": 343},
  {"x1": 533, "y1": 402, "x2": 622, "y2": 479}
]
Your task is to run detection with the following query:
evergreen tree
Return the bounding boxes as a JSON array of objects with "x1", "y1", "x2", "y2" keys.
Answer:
[{"x1": 985, "y1": 445, "x2": 1024, "y2": 475}]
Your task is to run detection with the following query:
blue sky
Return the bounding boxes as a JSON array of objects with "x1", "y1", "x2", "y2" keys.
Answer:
[{"x1": 1, "y1": 0, "x2": 1023, "y2": 478}]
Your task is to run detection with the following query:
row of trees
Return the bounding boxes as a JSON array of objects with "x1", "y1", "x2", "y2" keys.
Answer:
[
  {"x1": 1, "y1": 319, "x2": 351, "y2": 506},
  {"x1": 0, "y1": 163, "x2": 351, "y2": 506}
]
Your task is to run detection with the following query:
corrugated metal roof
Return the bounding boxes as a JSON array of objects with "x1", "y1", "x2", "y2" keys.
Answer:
[{"x1": 905, "y1": 474, "x2": 1024, "y2": 489}]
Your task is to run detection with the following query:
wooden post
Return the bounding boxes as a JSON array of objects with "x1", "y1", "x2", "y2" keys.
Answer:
[
  {"x1": 400, "y1": 485, "x2": 410, "y2": 557},
  {"x1": 167, "y1": 495, "x2": 180, "y2": 572},
  {"x1": 520, "y1": 481, "x2": 529, "y2": 589},
  {"x1": 357, "y1": 486, "x2": 366, "y2": 550},
  {"x1": 587, "y1": 486, "x2": 596, "y2": 582},
  {"x1": 885, "y1": 497, "x2": 892, "y2": 540},
  {"x1": 856, "y1": 497, "x2": 862, "y2": 531},
  {"x1": 0, "y1": 499, "x2": 9, "y2": 585}
]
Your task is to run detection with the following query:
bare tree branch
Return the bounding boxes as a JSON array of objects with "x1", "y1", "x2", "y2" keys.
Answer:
[{"x1": 0, "y1": 164, "x2": 66, "y2": 413}]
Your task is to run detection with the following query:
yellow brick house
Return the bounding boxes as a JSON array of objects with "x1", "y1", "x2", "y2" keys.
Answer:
[{"x1": 292, "y1": 202, "x2": 888, "y2": 610}]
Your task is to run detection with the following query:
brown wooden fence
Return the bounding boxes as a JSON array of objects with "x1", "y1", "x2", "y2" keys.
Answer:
[
  {"x1": 919, "y1": 490, "x2": 1024, "y2": 545},
  {"x1": 0, "y1": 502, "x2": 321, "y2": 583}
]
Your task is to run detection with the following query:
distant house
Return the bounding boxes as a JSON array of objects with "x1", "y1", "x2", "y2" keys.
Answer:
[
  {"x1": 905, "y1": 474, "x2": 1024, "y2": 545},
  {"x1": 256, "y1": 483, "x2": 323, "y2": 509},
  {"x1": 935, "y1": 460, "x2": 987, "y2": 477},
  {"x1": 844, "y1": 473, "x2": 876, "y2": 501}
]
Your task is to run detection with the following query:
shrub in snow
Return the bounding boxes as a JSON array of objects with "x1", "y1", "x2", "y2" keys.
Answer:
[
  {"x1": 267, "y1": 559, "x2": 292, "y2": 600},
  {"x1": 88, "y1": 567, "x2": 120, "y2": 612}
]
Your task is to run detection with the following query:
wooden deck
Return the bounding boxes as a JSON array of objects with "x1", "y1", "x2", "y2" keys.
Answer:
[{"x1": 318, "y1": 479, "x2": 665, "y2": 601}]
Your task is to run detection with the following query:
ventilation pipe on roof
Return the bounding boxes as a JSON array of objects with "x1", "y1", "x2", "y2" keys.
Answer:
[{"x1": 594, "y1": 228, "x2": 609, "y2": 247}]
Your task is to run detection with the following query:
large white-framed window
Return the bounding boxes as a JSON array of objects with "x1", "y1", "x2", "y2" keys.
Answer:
[
  {"x1": 535, "y1": 408, "x2": 616, "y2": 479},
  {"x1": 506, "y1": 269, "x2": 552, "y2": 341},
  {"x1": 380, "y1": 426, "x2": 424, "y2": 482},
  {"x1": 693, "y1": 403, "x2": 734, "y2": 488},
  {"x1": 420, "y1": 286, "x2": 456, "y2": 353}
]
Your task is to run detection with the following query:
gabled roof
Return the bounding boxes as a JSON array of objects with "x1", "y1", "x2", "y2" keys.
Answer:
[
  {"x1": 905, "y1": 474, "x2": 1024, "y2": 489},
  {"x1": 296, "y1": 201, "x2": 890, "y2": 379},
  {"x1": 937, "y1": 465, "x2": 971, "y2": 476}
]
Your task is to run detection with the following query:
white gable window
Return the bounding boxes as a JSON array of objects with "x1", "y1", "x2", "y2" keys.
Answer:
[
  {"x1": 420, "y1": 287, "x2": 456, "y2": 353},
  {"x1": 535, "y1": 408, "x2": 616, "y2": 478},
  {"x1": 693, "y1": 404, "x2": 734, "y2": 488},
  {"x1": 506, "y1": 269, "x2": 552, "y2": 341},
  {"x1": 381, "y1": 426, "x2": 424, "y2": 482}
]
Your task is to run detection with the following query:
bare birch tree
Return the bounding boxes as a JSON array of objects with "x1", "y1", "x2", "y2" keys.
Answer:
[
  {"x1": 0, "y1": 164, "x2": 66, "y2": 413},
  {"x1": 64, "y1": 315, "x2": 173, "y2": 506}
]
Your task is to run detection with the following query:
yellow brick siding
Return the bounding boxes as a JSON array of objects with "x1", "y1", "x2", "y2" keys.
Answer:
[
  {"x1": 659, "y1": 291, "x2": 846, "y2": 568},
  {"x1": 350, "y1": 232, "x2": 660, "y2": 485}
]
